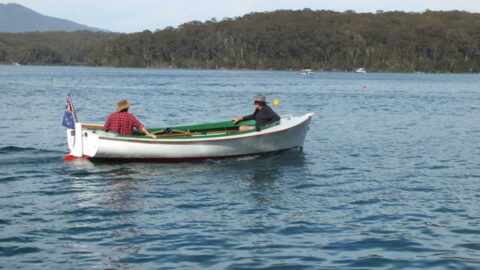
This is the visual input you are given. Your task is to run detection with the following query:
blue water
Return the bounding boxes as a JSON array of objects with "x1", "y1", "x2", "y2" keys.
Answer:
[{"x1": 1, "y1": 65, "x2": 480, "y2": 269}]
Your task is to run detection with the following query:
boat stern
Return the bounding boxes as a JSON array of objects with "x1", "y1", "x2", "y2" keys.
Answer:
[{"x1": 65, "y1": 123, "x2": 100, "y2": 159}]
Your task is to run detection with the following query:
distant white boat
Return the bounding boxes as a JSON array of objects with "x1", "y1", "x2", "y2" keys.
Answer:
[
  {"x1": 12, "y1": 62, "x2": 21, "y2": 66},
  {"x1": 355, "y1": 68, "x2": 366, "y2": 73},
  {"x1": 301, "y1": 69, "x2": 313, "y2": 75}
]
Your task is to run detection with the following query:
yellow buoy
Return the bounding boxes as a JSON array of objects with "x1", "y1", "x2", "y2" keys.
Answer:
[{"x1": 272, "y1": 98, "x2": 280, "y2": 107}]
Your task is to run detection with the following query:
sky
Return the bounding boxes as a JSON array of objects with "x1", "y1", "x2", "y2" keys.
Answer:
[{"x1": 4, "y1": 0, "x2": 480, "y2": 33}]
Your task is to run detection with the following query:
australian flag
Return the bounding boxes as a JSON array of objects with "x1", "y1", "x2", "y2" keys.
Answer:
[{"x1": 62, "y1": 95, "x2": 76, "y2": 129}]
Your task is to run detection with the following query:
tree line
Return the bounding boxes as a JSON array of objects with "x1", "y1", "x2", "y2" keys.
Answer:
[{"x1": 1, "y1": 9, "x2": 480, "y2": 72}]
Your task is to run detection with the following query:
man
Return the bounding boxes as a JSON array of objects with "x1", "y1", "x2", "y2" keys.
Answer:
[
  {"x1": 232, "y1": 95, "x2": 280, "y2": 131},
  {"x1": 104, "y1": 99, "x2": 157, "y2": 139}
]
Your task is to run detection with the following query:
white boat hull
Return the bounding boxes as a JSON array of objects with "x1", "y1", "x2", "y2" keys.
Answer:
[{"x1": 66, "y1": 113, "x2": 313, "y2": 162}]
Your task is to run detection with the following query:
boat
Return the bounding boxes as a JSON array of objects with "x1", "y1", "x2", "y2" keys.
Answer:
[
  {"x1": 355, "y1": 67, "x2": 366, "y2": 73},
  {"x1": 301, "y1": 69, "x2": 313, "y2": 75},
  {"x1": 65, "y1": 113, "x2": 314, "y2": 162}
]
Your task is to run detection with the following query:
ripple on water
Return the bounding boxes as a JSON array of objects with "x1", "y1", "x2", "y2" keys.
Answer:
[
  {"x1": 350, "y1": 198, "x2": 382, "y2": 205},
  {"x1": 0, "y1": 146, "x2": 38, "y2": 154},
  {"x1": 0, "y1": 219, "x2": 10, "y2": 225},
  {"x1": 323, "y1": 237, "x2": 434, "y2": 253},
  {"x1": 0, "y1": 246, "x2": 42, "y2": 257},
  {"x1": 0, "y1": 176, "x2": 25, "y2": 182},
  {"x1": 450, "y1": 228, "x2": 480, "y2": 235},
  {"x1": 457, "y1": 243, "x2": 480, "y2": 251}
]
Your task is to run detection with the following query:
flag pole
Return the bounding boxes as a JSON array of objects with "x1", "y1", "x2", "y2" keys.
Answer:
[{"x1": 68, "y1": 93, "x2": 79, "y2": 122}]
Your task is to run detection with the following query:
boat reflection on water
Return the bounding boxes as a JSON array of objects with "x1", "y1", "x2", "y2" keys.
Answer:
[
  {"x1": 61, "y1": 148, "x2": 308, "y2": 268},
  {"x1": 247, "y1": 149, "x2": 307, "y2": 183},
  {"x1": 64, "y1": 147, "x2": 308, "y2": 208},
  {"x1": 63, "y1": 147, "x2": 308, "y2": 213},
  {"x1": 219, "y1": 148, "x2": 308, "y2": 205},
  {"x1": 62, "y1": 160, "x2": 145, "y2": 269},
  {"x1": 63, "y1": 159, "x2": 141, "y2": 210}
]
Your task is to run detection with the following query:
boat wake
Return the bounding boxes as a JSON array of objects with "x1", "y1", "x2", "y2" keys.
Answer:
[
  {"x1": 0, "y1": 146, "x2": 38, "y2": 154},
  {"x1": 208, "y1": 147, "x2": 306, "y2": 166},
  {"x1": 0, "y1": 146, "x2": 64, "y2": 166},
  {"x1": 0, "y1": 146, "x2": 62, "y2": 155}
]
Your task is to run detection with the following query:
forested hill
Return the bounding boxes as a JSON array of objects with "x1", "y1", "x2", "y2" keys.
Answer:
[{"x1": 1, "y1": 9, "x2": 480, "y2": 72}]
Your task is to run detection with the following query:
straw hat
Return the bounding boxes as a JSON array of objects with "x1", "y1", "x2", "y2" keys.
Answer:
[
  {"x1": 254, "y1": 94, "x2": 267, "y2": 103},
  {"x1": 116, "y1": 99, "x2": 131, "y2": 112}
]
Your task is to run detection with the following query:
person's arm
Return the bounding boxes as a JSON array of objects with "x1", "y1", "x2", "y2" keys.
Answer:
[
  {"x1": 132, "y1": 115, "x2": 157, "y2": 139},
  {"x1": 242, "y1": 113, "x2": 255, "y2": 121},
  {"x1": 140, "y1": 127, "x2": 157, "y2": 140},
  {"x1": 233, "y1": 110, "x2": 257, "y2": 124}
]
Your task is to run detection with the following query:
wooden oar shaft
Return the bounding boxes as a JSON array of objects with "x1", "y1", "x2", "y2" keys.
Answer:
[
  {"x1": 154, "y1": 129, "x2": 241, "y2": 137},
  {"x1": 81, "y1": 123, "x2": 104, "y2": 129}
]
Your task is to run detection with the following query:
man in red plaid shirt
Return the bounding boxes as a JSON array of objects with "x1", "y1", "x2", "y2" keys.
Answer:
[{"x1": 104, "y1": 100, "x2": 157, "y2": 139}]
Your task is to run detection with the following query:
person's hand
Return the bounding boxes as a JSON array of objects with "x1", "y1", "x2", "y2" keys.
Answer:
[
  {"x1": 232, "y1": 117, "x2": 243, "y2": 124},
  {"x1": 148, "y1": 133, "x2": 157, "y2": 140}
]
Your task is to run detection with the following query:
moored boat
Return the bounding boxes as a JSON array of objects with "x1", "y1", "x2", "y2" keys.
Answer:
[
  {"x1": 65, "y1": 113, "x2": 314, "y2": 162},
  {"x1": 355, "y1": 67, "x2": 366, "y2": 73},
  {"x1": 301, "y1": 69, "x2": 313, "y2": 75}
]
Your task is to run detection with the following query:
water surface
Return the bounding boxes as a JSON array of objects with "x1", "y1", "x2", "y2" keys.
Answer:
[{"x1": 1, "y1": 66, "x2": 480, "y2": 269}]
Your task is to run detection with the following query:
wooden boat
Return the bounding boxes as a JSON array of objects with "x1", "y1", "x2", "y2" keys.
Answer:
[{"x1": 65, "y1": 113, "x2": 314, "y2": 162}]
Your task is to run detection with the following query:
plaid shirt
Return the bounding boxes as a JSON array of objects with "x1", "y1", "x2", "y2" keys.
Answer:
[{"x1": 104, "y1": 112, "x2": 144, "y2": 136}]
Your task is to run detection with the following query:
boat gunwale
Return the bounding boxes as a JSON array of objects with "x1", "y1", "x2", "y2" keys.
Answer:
[
  {"x1": 94, "y1": 114, "x2": 313, "y2": 144},
  {"x1": 83, "y1": 119, "x2": 259, "y2": 140}
]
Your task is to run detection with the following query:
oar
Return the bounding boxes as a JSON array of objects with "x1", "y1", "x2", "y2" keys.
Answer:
[{"x1": 153, "y1": 128, "x2": 192, "y2": 136}]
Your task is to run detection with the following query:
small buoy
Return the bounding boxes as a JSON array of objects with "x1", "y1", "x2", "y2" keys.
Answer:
[
  {"x1": 362, "y1": 84, "x2": 368, "y2": 89},
  {"x1": 272, "y1": 99, "x2": 280, "y2": 107}
]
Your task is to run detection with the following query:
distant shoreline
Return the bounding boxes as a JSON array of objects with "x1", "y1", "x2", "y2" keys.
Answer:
[
  {"x1": 2, "y1": 63, "x2": 478, "y2": 75},
  {"x1": 1, "y1": 10, "x2": 480, "y2": 73}
]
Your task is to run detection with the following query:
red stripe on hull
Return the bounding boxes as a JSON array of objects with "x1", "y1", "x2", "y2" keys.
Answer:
[{"x1": 64, "y1": 155, "x2": 91, "y2": 161}]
